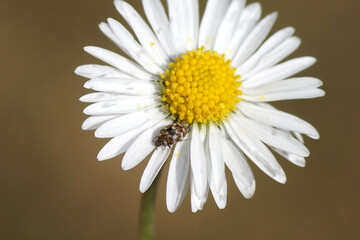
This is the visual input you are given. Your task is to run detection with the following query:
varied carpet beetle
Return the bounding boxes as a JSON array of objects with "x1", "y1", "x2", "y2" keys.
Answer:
[{"x1": 154, "y1": 123, "x2": 189, "y2": 148}]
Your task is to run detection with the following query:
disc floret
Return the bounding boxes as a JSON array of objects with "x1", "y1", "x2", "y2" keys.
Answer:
[{"x1": 161, "y1": 47, "x2": 242, "y2": 123}]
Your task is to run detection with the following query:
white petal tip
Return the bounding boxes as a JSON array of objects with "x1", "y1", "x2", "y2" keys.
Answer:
[
  {"x1": 97, "y1": 155, "x2": 109, "y2": 161},
  {"x1": 96, "y1": 146, "x2": 117, "y2": 161},
  {"x1": 297, "y1": 162, "x2": 306, "y2": 167},
  {"x1": 121, "y1": 162, "x2": 130, "y2": 171},
  {"x1": 79, "y1": 96, "x2": 87, "y2": 102},
  {"x1": 83, "y1": 108, "x2": 90, "y2": 115},
  {"x1": 114, "y1": 0, "x2": 125, "y2": 8},
  {"x1": 318, "y1": 89, "x2": 326, "y2": 97},
  {"x1": 285, "y1": 26, "x2": 295, "y2": 34},
  {"x1": 74, "y1": 66, "x2": 83, "y2": 75},
  {"x1": 140, "y1": 183, "x2": 150, "y2": 193},
  {"x1": 98, "y1": 22, "x2": 107, "y2": 29},
  {"x1": 107, "y1": 18, "x2": 116, "y2": 25},
  {"x1": 217, "y1": 201, "x2": 226, "y2": 209},
  {"x1": 83, "y1": 46, "x2": 92, "y2": 52},
  {"x1": 308, "y1": 132, "x2": 320, "y2": 140},
  {"x1": 277, "y1": 175, "x2": 287, "y2": 184},
  {"x1": 94, "y1": 130, "x2": 105, "y2": 138},
  {"x1": 249, "y1": 2, "x2": 261, "y2": 10},
  {"x1": 307, "y1": 56, "x2": 317, "y2": 65},
  {"x1": 198, "y1": 200, "x2": 206, "y2": 210},
  {"x1": 271, "y1": 12, "x2": 279, "y2": 18},
  {"x1": 274, "y1": 168, "x2": 287, "y2": 184},
  {"x1": 83, "y1": 82, "x2": 92, "y2": 89},
  {"x1": 244, "y1": 193, "x2": 255, "y2": 199},
  {"x1": 139, "y1": 187, "x2": 146, "y2": 194},
  {"x1": 266, "y1": 12, "x2": 278, "y2": 22},
  {"x1": 244, "y1": 182, "x2": 256, "y2": 199},
  {"x1": 94, "y1": 129, "x2": 109, "y2": 138},
  {"x1": 166, "y1": 203, "x2": 177, "y2": 213},
  {"x1": 81, "y1": 123, "x2": 89, "y2": 130}
]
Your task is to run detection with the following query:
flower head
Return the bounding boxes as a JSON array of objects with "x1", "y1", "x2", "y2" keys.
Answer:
[{"x1": 76, "y1": 0, "x2": 325, "y2": 212}]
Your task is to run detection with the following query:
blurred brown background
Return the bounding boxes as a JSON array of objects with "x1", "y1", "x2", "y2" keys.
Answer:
[{"x1": 1, "y1": 0, "x2": 359, "y2": 239}]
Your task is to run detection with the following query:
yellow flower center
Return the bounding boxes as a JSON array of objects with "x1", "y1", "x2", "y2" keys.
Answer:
[{"x1": 160, "y1": 47, "x2": 242, "y2": 124}]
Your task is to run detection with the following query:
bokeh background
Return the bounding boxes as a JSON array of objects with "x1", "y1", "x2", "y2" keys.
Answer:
[{"x1": 1, "y1": 0, "x2": 359, "y2": 239}]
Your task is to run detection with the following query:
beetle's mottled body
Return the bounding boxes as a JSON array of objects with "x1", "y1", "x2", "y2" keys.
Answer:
[{"x1": 154, "y1": 123, "x2": 188, "y2": 148}]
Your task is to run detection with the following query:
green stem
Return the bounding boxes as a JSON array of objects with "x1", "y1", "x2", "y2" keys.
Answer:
[{"x1": 139, "y1": 173, "x2": 161, "y2": 240}]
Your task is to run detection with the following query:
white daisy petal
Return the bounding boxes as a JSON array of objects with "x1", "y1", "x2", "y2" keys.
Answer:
[
  {"x1": 97, "y1": 128, "x2": 144, "y2": 161},
  {"x1": 242, "y1": 77, "x2": 323, "y2": 96},
  {"x1": 199, "y1": 124, "x2": 207, "y2": 145},
  {"x1": 80, "y1": 92, "x2": 130, "y2": 103},
  {"x1": 231, "y1": 112, "x2": 310, "y2": 157},
  {"x1": 81, "y1": 115, "x2": 118, "y2": 130},
  {"x1": 208, "y1": 122, "x2": 226, "y2": 193},
  {"x1": 214, "y1": 185, "x2": 228, "y2": 209},
  {"x1": 227, "y1": 2, "x2": 262, "y2": 59},
  {"x1": 244, "y1": 36, "x2": 301, "y2": 77},
  {"x1": 239, "y1": 101, "x2": 319, "y2": 139},
  {"x1": 190, "y1": 123, "x2": 208, "y2": 198},
  {"x1": 205, "y1": 130, "x2": 227, "y2": 209},
  {"x1": 293, "y1": 132, "x2": 304, "y2": 143},
  {"x1": 273, "y1": 147, "x2": 306, "y2": 167},
  {"x1": 107, "y1": 18, "x2": 164, "y2": 74},
  {"x1": 190, "y1": 171, "x2": 209, "y2": 212},
  {"x1": 198, "y1": 0, "x2": 231, "y2": 49},
  {"x1": 210, "y1": 175, "x2": 227, "y2": 209},
  {"x1": 238, "y1": 26, "x2": 295, "y2": 75},
  {"x1": 214, "y1": 0, "x2": 246, "y2": 53},
  {"x1": 242, "y1": 88, "x2": 325, "y2": 102},
  {"x1": 97, "y1": 108, "x2": 169, "y2": 160},
  {"x1": 142, "y1": 0, "x2": 176, "y2": 58},
  {"x1": 220, "y1": 135, "x2": 255, "y2": 191},
  {"x1": 250, "y1": 103, "x2": 310, "y2": 148},
  {"x1": 190, "y1": 179, "x2": 199, "y2": 212},
  {"x1": 114, "y1": 0, "x2": 169, "y2": 67},
  {"x1": 232, "y1": 12, "x2": 278, "y2": 66},
  {"x1": 177, "y1": 172, "x2": 190, "y2": 211},
  {"x1": 190, "y1": 123, "x2": 209, "y2": 212},
  {"x1": 83, "y1": 96, "x2": 159, "y2": 115},
  {"x1": 140, "y1": 147, "x2": 171, "y2": 193},
  {"x1": 95, "y1": 110, "x2": 149, "y2": 138},
  {"x1": 242, "y1": 56, "x2": 317, "y2": 88},
  {"x1": 98, "y1": 22, "x2": 127, "y2": 52},
  {"x1": 166, "y1": 140, "x2": 190, "y2": 212},
  {"x1": 167, "y1": 0, "x2": 188, "y2": 55},
  {"x1": 122, "y1": 119, "x2": 172, "y2": 170},
  {"x1": 224, "y1": 120, "x2": 286, "y2": 183},
  {"x1": 84, "y1": 46, "x2": 154, "y2": 80},
  {"x1": 233, "y1": 174, "x2": 256, "y2": 199},
  {"x1": 219, "y1": 124, "x2": 256, "y2": 198},
  {"x1": 75, "y1": 64, "x2": 129, "y2": 78},
  {"x1": 185, "y1": 0, "x2": 199, "y2": 51},
  {"x1": 255, "y1": 103, "x2": 308, "y2": 143},
  {"x1": 84, "y1": 77, "x2": 159, "y2": 95}
]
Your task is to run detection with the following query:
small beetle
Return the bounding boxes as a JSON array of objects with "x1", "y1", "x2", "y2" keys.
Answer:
[{"x1": 153, "y1": 123, "x2": 189, "y2": 148}]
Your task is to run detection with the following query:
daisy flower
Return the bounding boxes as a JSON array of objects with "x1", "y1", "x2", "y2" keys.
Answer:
[{"x1": 76, "y1": 0, "x2": 325, "y2": 212}]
